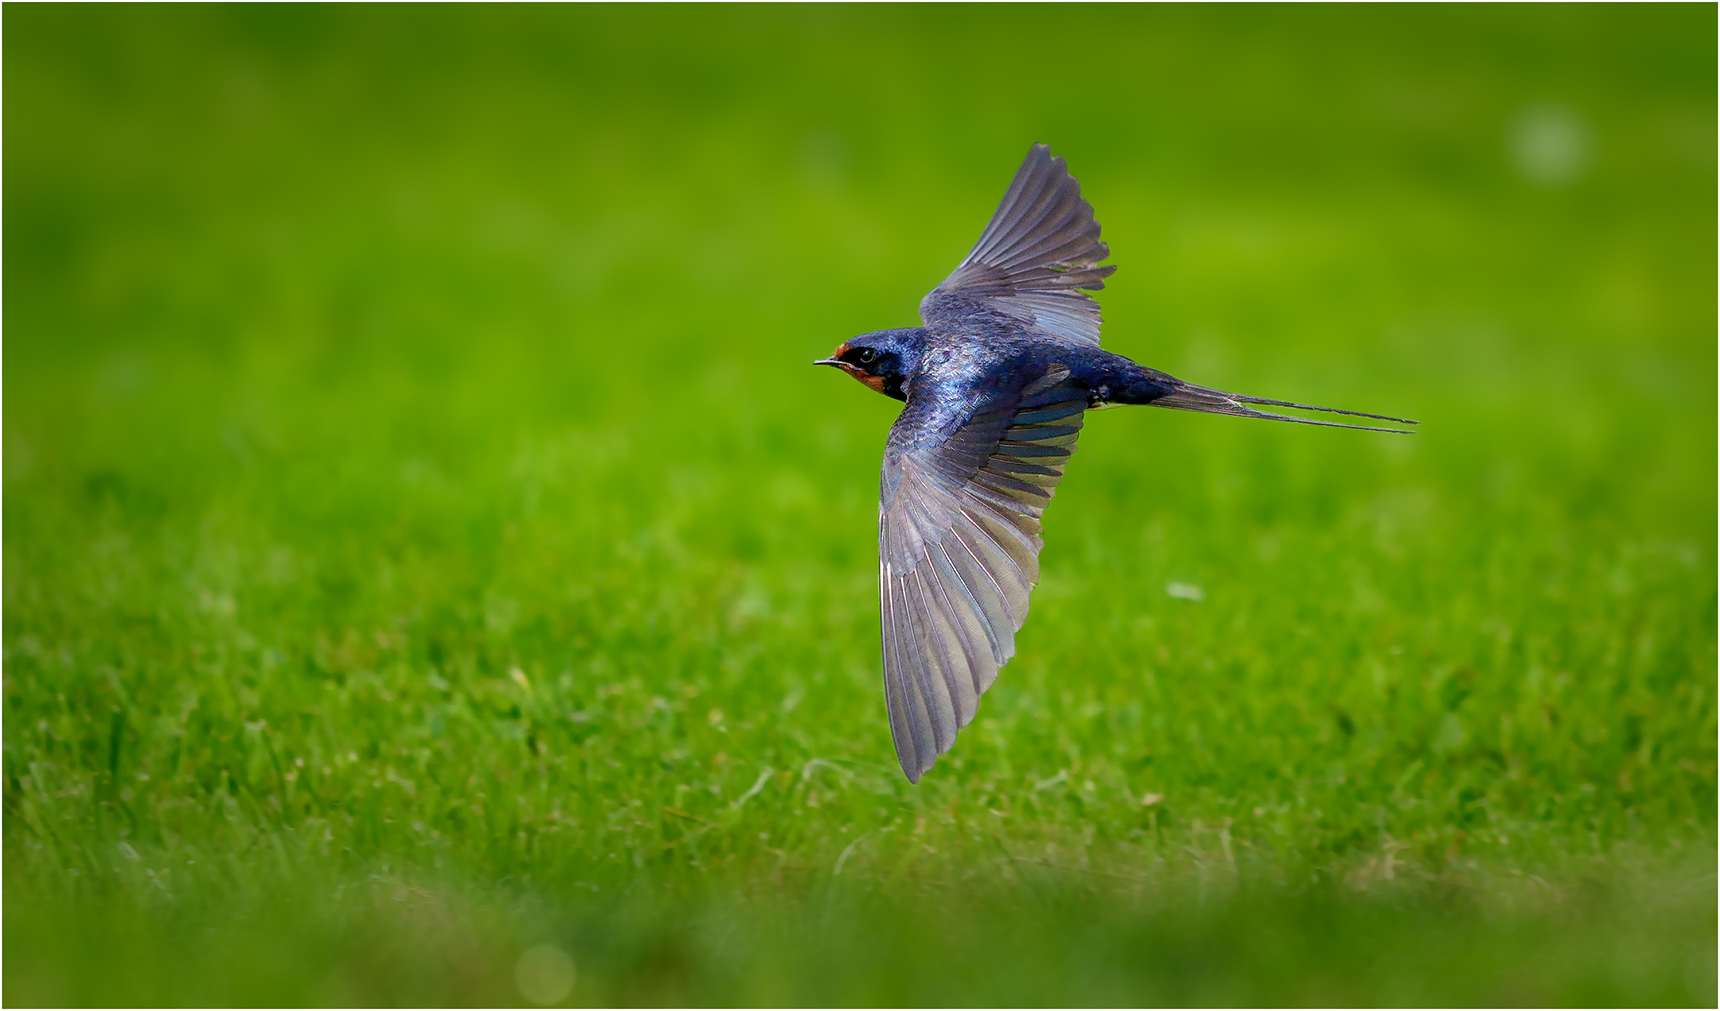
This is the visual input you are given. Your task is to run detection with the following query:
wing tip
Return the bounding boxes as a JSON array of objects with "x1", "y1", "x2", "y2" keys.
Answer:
[
  {"x1": 901, "y1": 758, "x2": 926, "y2": 784},
  {"x1": 898, "y1": 740, "x2": 944, "y2": 784}
]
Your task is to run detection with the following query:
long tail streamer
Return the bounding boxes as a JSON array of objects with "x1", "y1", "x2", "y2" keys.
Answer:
[{"x1": 1153, "y1": 383, "x2": 1418, "y2": 434}]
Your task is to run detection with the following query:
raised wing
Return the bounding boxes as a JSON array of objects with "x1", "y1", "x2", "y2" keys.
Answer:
[
  {"x1": 878, "y1": 366, "x2": 1086, "y2": 782},
  {"x1": 919, "y1": 144, "x2": 1115, "y2": 347}
]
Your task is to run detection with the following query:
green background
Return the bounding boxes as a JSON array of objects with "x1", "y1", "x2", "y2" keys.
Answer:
[{"x1": 5, "y1": 5, "x2": 1715, "y2": 1005}]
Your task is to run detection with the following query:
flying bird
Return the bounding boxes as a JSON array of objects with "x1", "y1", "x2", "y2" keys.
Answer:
[{"x1": 817, "y1": 144, "x2": 1414, "y2": 783}]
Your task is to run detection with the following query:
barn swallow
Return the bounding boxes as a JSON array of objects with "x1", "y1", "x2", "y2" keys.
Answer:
[{"x1": 818, "y1": 144, "x2": 1415, "y2": 783}]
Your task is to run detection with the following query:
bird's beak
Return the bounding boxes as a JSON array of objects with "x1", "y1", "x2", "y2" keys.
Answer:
[{"x1": 814, "y1": 341, "x2": 851, "y2": 368}]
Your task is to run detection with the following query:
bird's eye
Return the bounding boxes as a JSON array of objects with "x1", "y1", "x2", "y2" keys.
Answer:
[{"x1": 858, "y1": 348, "x2": 877, "y2": 364}]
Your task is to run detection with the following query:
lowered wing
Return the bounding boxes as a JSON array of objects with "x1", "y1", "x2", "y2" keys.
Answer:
[{"x1": 878, "y1": 365, "x2": 1087, "y2": 782}]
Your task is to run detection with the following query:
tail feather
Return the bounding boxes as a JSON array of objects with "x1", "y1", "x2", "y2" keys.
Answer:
[{"x1": 1152, "y1": 382, "x2": 1417, "y2": 434}]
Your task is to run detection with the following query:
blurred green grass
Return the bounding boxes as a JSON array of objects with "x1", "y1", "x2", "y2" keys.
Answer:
[{"x1": 4, "y1": 5, "x2": 1715, "y2": 1006}]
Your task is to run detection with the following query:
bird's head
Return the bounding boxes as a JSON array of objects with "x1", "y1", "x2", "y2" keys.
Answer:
[{"x1": 814, "y1": 328, "x2": 924, "y2": 402}]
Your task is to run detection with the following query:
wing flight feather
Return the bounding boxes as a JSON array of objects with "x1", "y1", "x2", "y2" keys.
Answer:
[
  {"x1": 879, "y1": 366, "x2": 1086, "y2": 781},
  {"x1": 919, "y1": 144, "x2": 1115, "y2": 347}
]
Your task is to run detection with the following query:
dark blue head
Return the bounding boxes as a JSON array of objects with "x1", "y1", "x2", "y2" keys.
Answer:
[{"x1": 814, "y1": 327, "x2": 926, "y2": 402}]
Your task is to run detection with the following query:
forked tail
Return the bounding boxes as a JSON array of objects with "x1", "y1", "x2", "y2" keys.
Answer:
[{"x1": 1152, "y1": 382, "x2": 1417, "y2": 434}]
